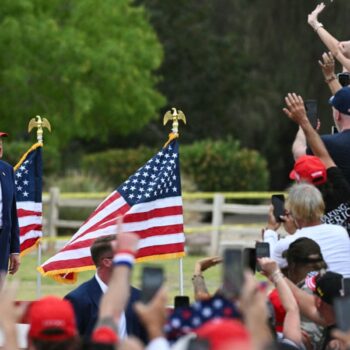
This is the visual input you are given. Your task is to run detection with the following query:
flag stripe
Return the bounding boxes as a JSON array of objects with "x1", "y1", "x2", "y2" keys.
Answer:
[{"x1": 19, "y1": 223, "x2": 42, "y2": 236}]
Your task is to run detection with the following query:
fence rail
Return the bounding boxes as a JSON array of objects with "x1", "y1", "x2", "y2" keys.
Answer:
[{"x1": 43, "y1": 188, "x2": 285, "y2": 254}]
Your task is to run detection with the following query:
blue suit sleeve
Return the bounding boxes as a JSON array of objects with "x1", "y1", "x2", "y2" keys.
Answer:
[{"x1": 10, "y1": 168, "x2": 19, "y2": 254}]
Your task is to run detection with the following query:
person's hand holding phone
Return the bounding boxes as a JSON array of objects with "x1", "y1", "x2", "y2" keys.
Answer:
[{"x1": 257, "y1": 257, "x2": 279, "y2": 279}]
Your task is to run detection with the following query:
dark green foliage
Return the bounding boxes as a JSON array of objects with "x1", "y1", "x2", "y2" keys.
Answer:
[
  {"x1": 0, "y1": 0, "x2": 164, "y2": 148},
  {"x1": 82, "y1": 146, "x2": 157, "y2": 187},
  {"x1": 82, "y1": 139, "x2": 269, "y2": 191},
  {"x1": 3, "y1": 141, "x2": 60, "y2": 176},
  {"x1": 137, "y1": 0, "x2": 350, "y2": 189},
  {"x1": 181, "y1": 138, "x2": 269, "y2": 191}
]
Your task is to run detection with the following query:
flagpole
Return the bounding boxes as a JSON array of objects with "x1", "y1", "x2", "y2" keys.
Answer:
[
  {"x1": 36, "y1": 242, "x2": 42, "y2": 298},
  {"x1": 28, "y1": 116, "x2": 51, "y2": 299},
  {"x1": 163, "y1": 108, "x2": 187, "y2": 296},
  {"x1": 179, "y1": 258, "x2": 184, "y2": 295}
]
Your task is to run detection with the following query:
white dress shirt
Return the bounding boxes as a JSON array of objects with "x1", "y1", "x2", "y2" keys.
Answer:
[{"x1": 95, "y1": 273, "x2": 127, "y2": 339}]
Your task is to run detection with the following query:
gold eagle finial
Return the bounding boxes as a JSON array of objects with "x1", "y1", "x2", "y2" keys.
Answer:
[
  {"x1": 28, "y1": 115, "x2": 51, "y2": 144},
  {"x1": 163, "y1": 108, "x2": 186, "y2": 135}
]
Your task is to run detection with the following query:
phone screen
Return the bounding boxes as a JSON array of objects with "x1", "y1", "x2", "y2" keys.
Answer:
[
  {"x1": 271, "y1": 194, "x2": 285, "y2": 222},
  {"x1": 243, "y1": 247, "x2": 256, "y2": 272},
  {"x1": 174, "y1": 295, "x2": 190, "y2": 309},
  {"x1": 255, "y1": 242, "x2": 270, "y2": 271},
  {"x1": 222, "y1": 248, "x2": 243, "y2": 299},
  {"x1": 187, "y1": 338, "x2": 210, "y2": 350},
  {"x1": 334, "y1": 297, "x2": 350, "y2": 332},
  {"x1": 141, "y1": 266, "x2": 164, "y2": 303},
  {"x1": 342, "y1": 278, "x2": 350, "y2": 296},
  {"x1": 304, "y1": 100, "x2": 318, "y2": 129}
]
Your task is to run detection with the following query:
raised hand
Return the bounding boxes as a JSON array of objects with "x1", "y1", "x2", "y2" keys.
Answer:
[
  {"x1": 308, "y1": 2, "x2": 326, "y2": 29},
  {"x1": 319, "y1": 52, "x2": 336, "y2": 81},
  {"x1": 339, "y1": 41, "x2": 350, "y2": 59},
  {"x1": 283, "y1": 93, "x2": 309, "y2": 125}
]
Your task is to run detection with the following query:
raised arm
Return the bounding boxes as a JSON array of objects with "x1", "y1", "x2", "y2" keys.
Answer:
[
  {"x1": 308, "y1": 3, "x2": 350, "y2": 71},
  {"x1": 258, "y1": 258, "x2": 302, "y2": 346},
  {"x1": 97, "y1": 232, "x2": 139, "y2": 334},
  {"x1": 283, "y1": 92, "x2": 335, "y2": 169}
]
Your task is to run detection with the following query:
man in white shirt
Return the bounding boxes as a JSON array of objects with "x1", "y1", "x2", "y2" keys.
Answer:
[{"x1": 64, "y1": 235, "x2": 147, "y2": 343}]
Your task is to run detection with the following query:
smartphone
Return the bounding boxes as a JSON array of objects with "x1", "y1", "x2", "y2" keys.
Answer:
[
  {"x1": 331, "y1": 125, "x2": 339, "y2": 134},
  {"x1": 342, "y1": 278, "x2": 350, "y2": 296},
  {"x1": 271, "y1": 194, "x2": 285, "y2": 223},
  {"x1": 255, "y1": 242, "x2": 270, "y2": 272},
  {"x1": 334, "y1": 297, "x2": 350, "y2": 332},
  {"x1": 337, "y1": 72, "x2": 350, "y2": 87},
  {"x1": 304, "y1": 100, "x2": 318, "y2": 129},
  {"x1": 243, "y1": 247, "x2": 256, "y2": 272},
  {"x1": 141, "y1": 266, "x2": 164, "y2": 303},
  {"x1": 222, "y1": 248, "x2": 243, "y2": 299},
  {"x1": 187, "y1": 337, "x2": 210, "y2": 350},
  {"x1": 174, "y1": 295, "x2": 190, "y2": 309}
]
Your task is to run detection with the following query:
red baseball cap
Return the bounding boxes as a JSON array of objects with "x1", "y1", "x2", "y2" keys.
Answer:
[
  {"x1": 195, "y1": 319, "x2": 251, "y2": 350},
  {"x1": 28, "y1": 296, "x2": 77, "y2": 341},
  {"x1": 91, "y1": 326, "x2": 118, "y2": 344},
  {"x1": 289, "y1": 155, "x2": 327, "y2": 185},
  {"x1": 0, "y1": 132, "x2": 8, "y2": 137}
]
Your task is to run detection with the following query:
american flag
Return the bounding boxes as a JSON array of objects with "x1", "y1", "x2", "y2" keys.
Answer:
[
  {"x1": 39, "y1": 139, "x2": 185, "y2": 283},
  {"x1": 14, "y1": 143, "x2": 43, "y2": 255}
]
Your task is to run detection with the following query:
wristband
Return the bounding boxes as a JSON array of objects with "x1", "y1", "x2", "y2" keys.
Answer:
[
  {"x1": 325, "y1": 75, "x2": 336, "y2": 83},
  {"x1": 314, "y1": 22, "x2": 324, "y2": 32},
  {"x1": 113, "y1": 250, "x2": 135, "y2": 268}
]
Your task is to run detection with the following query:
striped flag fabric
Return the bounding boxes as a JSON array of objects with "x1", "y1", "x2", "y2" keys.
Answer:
[
  {"x1": 14, "y1": 143, "x2": 43, "y2": 256},
  {"x1": 39, "y1": 139, "x2": 185, "y2": 283}
]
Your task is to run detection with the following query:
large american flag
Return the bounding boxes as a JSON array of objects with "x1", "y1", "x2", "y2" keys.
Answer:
[
  {"x1": 14, "y1": 143, "x2": 43, "y2": 256},
  {"x1": 39, "y1": 139, "x2": 185, "y2": 283}
]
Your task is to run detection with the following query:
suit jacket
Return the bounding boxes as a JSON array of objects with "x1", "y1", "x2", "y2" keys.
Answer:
[
  {"x1": 64, "y1": 276, "x2": 148, "y2": 343},
  {"x1": 0, "y1": 160, "x2": 20, "y2": 271}
]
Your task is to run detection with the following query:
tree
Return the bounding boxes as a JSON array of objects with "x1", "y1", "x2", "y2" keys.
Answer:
[{"x1": 0, "y1": 0, "x2": 165, "y2": 147}]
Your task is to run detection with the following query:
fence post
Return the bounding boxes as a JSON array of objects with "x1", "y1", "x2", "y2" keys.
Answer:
[
  {"x1": 47, "y1": 187, "x2": 60, "y2": 251},
  {"x1": 210, "y1": 193, "x2": 224, "y2": 255}
]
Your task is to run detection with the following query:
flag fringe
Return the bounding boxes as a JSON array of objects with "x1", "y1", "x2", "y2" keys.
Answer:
[
  {"x1": 37, "y1": 265, "x2": 96, "y2": 284},
  {"x1": 14, "y1": 142, "x2": 43, "y2": 171},
  {"x1": 37, "y1": 252, "x2": 185, "y2": 284},
  {"x1": 20, "y1": 238, "x2": 41, "y2": 257},
  {"x1": 136, "y1": 251, "x2": 186, "y2": 262},
  {"x1": 163, "y1": 132, "x2": 178, "y2": 148}
]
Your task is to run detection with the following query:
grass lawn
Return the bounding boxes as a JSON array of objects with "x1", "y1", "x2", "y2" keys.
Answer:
[{"x1": 8, "y1": 250, "x2": 222, "y2": 305}]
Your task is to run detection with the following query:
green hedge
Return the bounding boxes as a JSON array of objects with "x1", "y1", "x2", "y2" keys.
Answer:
[
  {"x1": 82, "y1": 146, "x2": 157, "y2": 187},
  {"x1": 2, "y1": 141, "x2": 60, "y2": 176},
  {"x1": 180, "y1": 138, "x2": 269, "y2": 191},
  {"x1": 82, "y1": 138, "x2": 269, "y2": 191}
]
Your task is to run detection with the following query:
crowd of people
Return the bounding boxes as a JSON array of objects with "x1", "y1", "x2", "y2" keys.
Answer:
[{"x1": 1, "y1": 2, "x2": 350, "y2": 350}]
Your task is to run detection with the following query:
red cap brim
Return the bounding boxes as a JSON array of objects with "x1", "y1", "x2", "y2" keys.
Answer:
[
  {"x1": 0, "y1": 132, "x2": 8, "y2": 137},
  {"x1": 289, "y1": 169, "x2": 297, "y2": 180}
]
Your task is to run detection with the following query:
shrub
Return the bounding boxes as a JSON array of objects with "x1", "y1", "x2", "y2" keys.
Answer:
[
  {"x1": 82, "y1": 146, "x2": 157, "y2": 187},
  {"x1": 180, "y1": 138, "x2": 269, "y2": 191}
]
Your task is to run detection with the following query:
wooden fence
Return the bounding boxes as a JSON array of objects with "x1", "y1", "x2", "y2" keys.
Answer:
[{"x1": 43, "y1": 188, "x2": 284, "y2": 255}]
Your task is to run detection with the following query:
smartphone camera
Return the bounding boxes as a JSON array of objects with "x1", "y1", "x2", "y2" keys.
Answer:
[
  {"x1": 337, "y1": 72, "x2": 350, "y2": 87},
  {"x1": 271, "y1": 194, "x2": 285, "y2": 223},
  {"x1": 304, "y1": 100, "x2": 318, "y2": 129},
  {"x1": 141, "y1": 266, "x2": 164, "y2": 303}
]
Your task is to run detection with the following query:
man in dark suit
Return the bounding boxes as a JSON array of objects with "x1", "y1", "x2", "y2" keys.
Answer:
[
  {"x1": 64, "y1": 235, "x2": 147, "y2": 343},
  {"x1": 0, "y1": 131, "x2": 20, "y2": 274}
]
